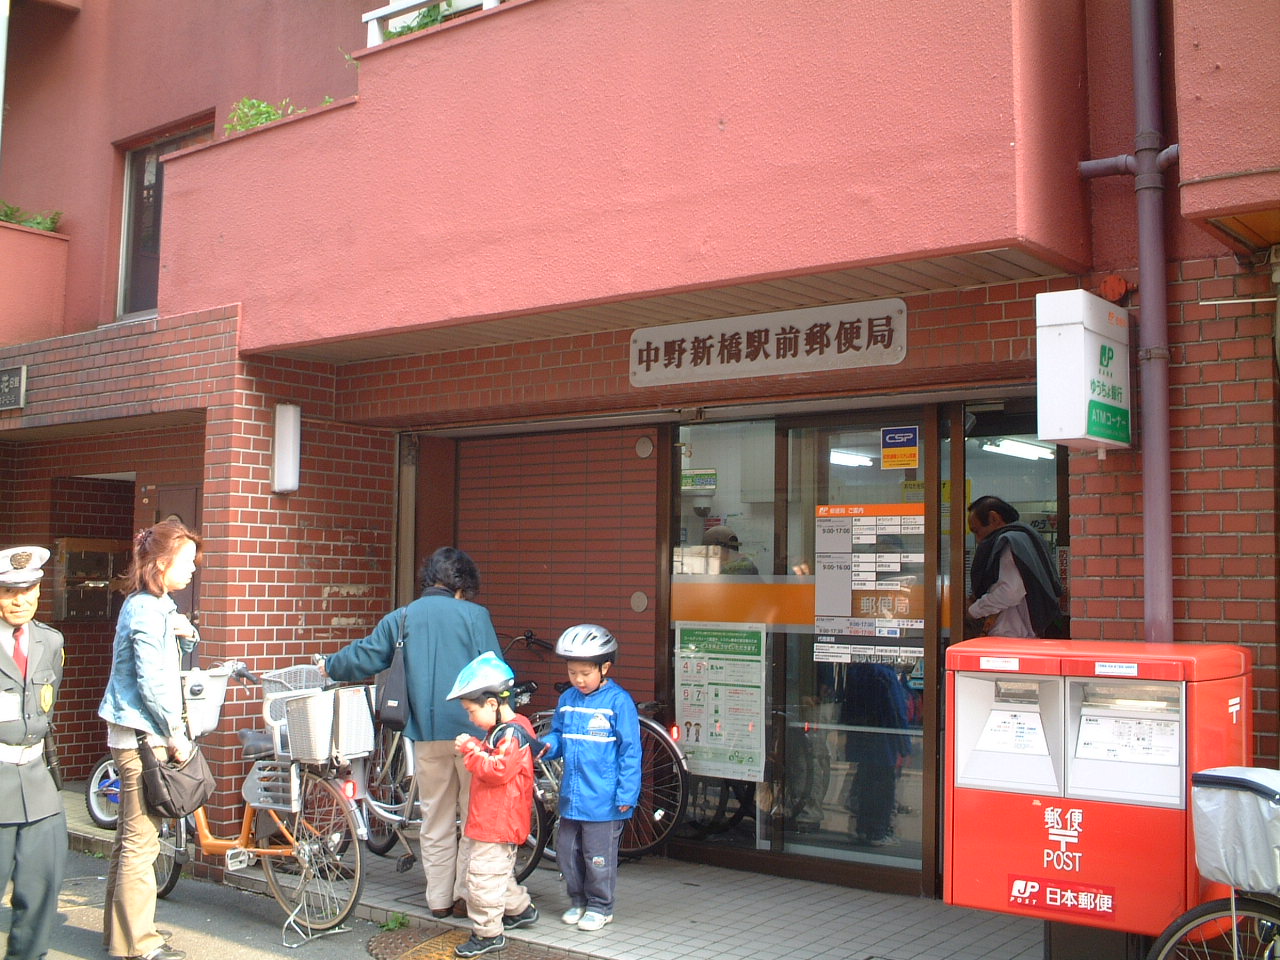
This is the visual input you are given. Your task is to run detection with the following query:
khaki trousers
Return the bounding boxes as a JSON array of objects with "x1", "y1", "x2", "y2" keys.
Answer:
[
  {"x1": 103, "y1": 746, "x2": 165, "y2": 959},
  {"x1": 465, "y1": 841, "x2": 530, "y2": 938},
  {"x1": 414, "y1": 739, "x2": 473, "y2": 910}
]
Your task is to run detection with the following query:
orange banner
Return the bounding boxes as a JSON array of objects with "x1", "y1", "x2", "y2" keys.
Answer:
[{"x1": 670, "y1": 580, "x2": 815, "y2": 626}]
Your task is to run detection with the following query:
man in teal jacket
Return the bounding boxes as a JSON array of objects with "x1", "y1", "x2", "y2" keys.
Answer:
[{"x1": 321, "y1": 547, "x2": 501, "y2": 919}]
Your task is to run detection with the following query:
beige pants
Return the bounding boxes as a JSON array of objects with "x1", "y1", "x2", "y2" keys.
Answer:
[
  {"x1": 465, "y1": 841, "x2": 531, "y2": 938},
  {"x1": 414, "y1": 739, "x2": 473, "y2": 910},
  {"x1": 103, "y1": 746, "x2": 165, "y2": 959}
]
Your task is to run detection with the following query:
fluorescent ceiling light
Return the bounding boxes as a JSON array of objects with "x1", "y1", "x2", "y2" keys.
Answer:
[
  {"x1": 830, "y1": 449, "x2": 873, "y2": 467},
  {"x1": 981, "y1": 438, "x2": 1056, "y2": 461}
]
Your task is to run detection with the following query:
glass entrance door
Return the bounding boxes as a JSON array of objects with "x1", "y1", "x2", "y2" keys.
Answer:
[
  {"x1": 670, "y1": 410, "x2": 934, "y2": 883},
  {"x1": 771, "y1": 419, "x2": 927, "y2": 865}
]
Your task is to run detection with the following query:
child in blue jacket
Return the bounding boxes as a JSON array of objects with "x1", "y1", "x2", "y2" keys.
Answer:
[{"x1": 538, "y1": 624, "x2": 640, "y2": 933}]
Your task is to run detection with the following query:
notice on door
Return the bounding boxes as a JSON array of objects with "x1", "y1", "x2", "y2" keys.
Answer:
[
  {"x1": 675, "y1": 622, "x2": 767, "y2": 781},
  {"x1": 813, "y1": 503, "x2": 926, "y2": 639}
]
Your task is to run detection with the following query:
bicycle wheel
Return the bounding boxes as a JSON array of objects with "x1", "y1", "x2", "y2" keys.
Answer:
[
  {"x1": 155, "y1": 816, "x2": 186, "y2": 899},
  {"x1": 1147, "y1": 895, "x2": 1280, "y2": 960},
  {"x1": 514, "y1": 795, "x2": 551, "y2": 883},
  {"x1": 365, "y1": 727, "x2": 412, "y2": 856},
  {"x1": 620, "y1": 718, "x2": 688, "y2": 857},
  {"x1": 685, "y1": 776, "x2": 754, "y2": 835},
  {"x1": 262, "y1": 772, "x2": 364, "y2": 932},
  {"x1": 85, "y1": 754, "x2": 121, "y2": 829}
]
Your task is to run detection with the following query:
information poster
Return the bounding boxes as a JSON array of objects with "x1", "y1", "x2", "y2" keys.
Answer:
[
  {"x1": 675, "y1": 622, "x2": 766, "y2": 780},
  {"x1": 813, "y1": 503, "x2": 926, "y2": 640}
]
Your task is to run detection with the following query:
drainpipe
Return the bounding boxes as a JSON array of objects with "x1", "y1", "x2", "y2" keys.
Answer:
[{"x1": 1079, "y1": 0, "x2": 1179, "y2": 644}]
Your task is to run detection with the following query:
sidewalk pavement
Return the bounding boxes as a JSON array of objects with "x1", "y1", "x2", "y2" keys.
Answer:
[{"x1": 63, "y1": 785, "x2": 1041, "y2": 960}]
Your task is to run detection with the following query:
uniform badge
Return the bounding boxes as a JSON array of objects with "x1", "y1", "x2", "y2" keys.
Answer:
[{"x1": 40, "y1": 684, "x2": 54, "y2": 713}]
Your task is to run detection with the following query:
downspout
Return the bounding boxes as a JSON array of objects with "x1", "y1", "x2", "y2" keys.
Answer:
[{"x1": 1079, "y1": 0, "x2": 1179, "y2": 644}]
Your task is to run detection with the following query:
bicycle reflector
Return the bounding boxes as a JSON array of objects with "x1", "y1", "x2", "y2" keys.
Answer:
[
  {"x1": 342, "y1": 779, "x2": 357, "y2": 801},
  {"x1": 669, "y1": 724, "x2": 681, "y2": 742}
]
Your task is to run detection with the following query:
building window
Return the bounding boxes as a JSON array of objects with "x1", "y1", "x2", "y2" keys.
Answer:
[{"x1": 119, "y1": 125, "x2": 212, "y2": 319}]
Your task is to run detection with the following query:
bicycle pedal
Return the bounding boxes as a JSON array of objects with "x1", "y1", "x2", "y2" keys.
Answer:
[
  {"x1": 225, "y1": 847, "x2": 257, "y2": 872},
  {"x1": 395, "y1": 852, "x2": 417, "y2": 873}
]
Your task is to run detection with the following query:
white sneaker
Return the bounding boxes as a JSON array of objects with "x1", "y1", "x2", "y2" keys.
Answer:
[
  {"x1": 577, "y1": 911, "x2": 613, "y2": 932},
  {"x1": 560, "y1": 906, "x2": 586, "y2": 925}
]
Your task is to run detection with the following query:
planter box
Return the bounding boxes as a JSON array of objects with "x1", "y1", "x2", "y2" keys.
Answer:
[{"x1": 0, "y1": 220, "x2": 68, "y2": 347}]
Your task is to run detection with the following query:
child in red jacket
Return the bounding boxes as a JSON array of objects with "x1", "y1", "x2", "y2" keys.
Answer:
[{"x1": 448, "y1": 653, "x2": 539, "y2": 958}]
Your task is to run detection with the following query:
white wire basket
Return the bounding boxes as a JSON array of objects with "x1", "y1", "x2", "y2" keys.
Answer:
[
  {"x1": 283, "y1": 687, "x2": 376, "y2": 763},
  {"x1": 1192, "y1": 766, "x2": 1280, "y2": 894},
  {"x1": 260, "y1": 664, "x2": 327, "y2": 759}
]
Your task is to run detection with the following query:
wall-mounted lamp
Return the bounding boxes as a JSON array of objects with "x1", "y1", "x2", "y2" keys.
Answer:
[{"x1": 272, "y1": 403, "x2": 301, "y2": 494}]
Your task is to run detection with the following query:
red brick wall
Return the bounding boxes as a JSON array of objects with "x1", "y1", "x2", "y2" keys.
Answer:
[
  {"x1": 1069, "y1": 257, "x2": 1280, "y2": 763},
  {"x1": 7, "y1": 427, "x2": 206, "y2": 777},
  {"x1": 456, "y1": 427, "x2": 664, "y2": 713},
  {"x1": 337, "y1": 260, "x2": 1278, "y2": 764}
]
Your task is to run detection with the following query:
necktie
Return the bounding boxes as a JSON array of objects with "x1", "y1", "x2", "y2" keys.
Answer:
[{"x1": 12, "y1": 625, "x2": 26, "y2": 679}]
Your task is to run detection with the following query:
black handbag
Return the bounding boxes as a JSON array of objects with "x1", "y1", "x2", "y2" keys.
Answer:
[
  {"x1": 375, "y1": 608, "x2": 410, "y2": 732},
  {"x1": 136, "y1": 732, "x2": 216, "y2": 818}
]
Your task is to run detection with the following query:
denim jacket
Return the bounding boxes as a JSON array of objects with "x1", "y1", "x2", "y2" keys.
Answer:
[{"x1": 97, "y1": 591, "x2": 199, "y2": 741}]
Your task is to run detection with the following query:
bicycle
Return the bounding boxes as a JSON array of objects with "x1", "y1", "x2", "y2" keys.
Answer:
[
  {"x1": 1146, "y1": 766, "x2": 1280, "y2": 960},
  {"x1": 348, "y1": 677, "x2": 549, "y2": 884},
  {"x1": 85, "y1": 752, "x2": 188, "y2": 899},
  {"x1": 514, "y1": 633, "x2": 689, "y2": 865},
  {"x1": 176, "y1": 660, "x2": 372, "y2": 945}
]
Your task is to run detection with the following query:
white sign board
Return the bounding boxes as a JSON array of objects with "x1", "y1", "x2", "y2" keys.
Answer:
[
  {"x1": 630, "y1": 299, "x2": 906, "y2": 387},
  {"x1": 1035, "y1": 289, "x2": 1131, "y2": 449}
]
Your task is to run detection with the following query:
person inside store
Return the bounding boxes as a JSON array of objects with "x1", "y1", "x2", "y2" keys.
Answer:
[
  {"x1": 965, "y1": 495, "x2": 1065, "y2": 639},
  {"x1": 702, "y1": 525, "x2": 759, "y2": 576},
  {"x1": 0, "y1": 545, "x2": 66, "y2": 960},
  {"x1": 98, "y1": 519, "x2": 202, "y2": 960},
  {"x1": 319, "y1": 546, "x2": 502, "y2": 920}
]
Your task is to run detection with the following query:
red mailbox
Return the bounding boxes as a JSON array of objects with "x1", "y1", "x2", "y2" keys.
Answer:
[{"x1": 944, "y1": 638, "x2": 1251, "y2": 936}]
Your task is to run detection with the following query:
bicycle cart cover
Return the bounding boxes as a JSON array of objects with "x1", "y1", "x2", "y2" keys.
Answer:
[
  {"x1": 182, "y1": 664, "x2": 233, "y2": 739},
  {"x1": 1191, "y1": 766, "x2": 1280, "y2": 894}
]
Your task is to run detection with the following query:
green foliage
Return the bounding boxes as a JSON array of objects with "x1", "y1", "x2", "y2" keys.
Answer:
[
  {"x1": 379, "y1": 912, "x2": 410, "y2": 931},
  {"x1": 224, "y1": 97, "x2": 303, "y2": 133},
  {"x1": 0, "y1": 201, "x2": 62, "y2": 232},
  {"x1": 384, "y1": 2, "x2": 450, "y2": 38}
]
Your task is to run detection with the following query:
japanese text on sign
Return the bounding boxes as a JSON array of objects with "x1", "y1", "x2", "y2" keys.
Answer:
[
  {"x1": 629, "y1": 299, "x2": 906, "y2": 387},
  {"x1": 0, "y1": 367, "x2": 26, "y2": 410}
]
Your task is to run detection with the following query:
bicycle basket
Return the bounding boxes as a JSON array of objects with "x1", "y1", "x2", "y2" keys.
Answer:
[
  {"x1": 260, "y1": 665, "x2": 326, "y2": 757},
  {"x1": 1191, "y1": 766, "x2": 1280, "y2": 894},
  {"x1": 284, "y1": 687, "x2": 375, "y2": 764}
]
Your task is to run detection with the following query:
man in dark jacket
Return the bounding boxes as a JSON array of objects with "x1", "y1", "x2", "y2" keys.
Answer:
[
  {"x1": 0, "y1": 546, "x2": 65, "y2": 960},
  {"x1": 966, "y1": 496, "x2": 1064, "y2": 638}
]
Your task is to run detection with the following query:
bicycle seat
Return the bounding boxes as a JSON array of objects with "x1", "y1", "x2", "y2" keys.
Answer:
[{"x1": 237, "y1": 728, "x2": 275, "y2": 760}]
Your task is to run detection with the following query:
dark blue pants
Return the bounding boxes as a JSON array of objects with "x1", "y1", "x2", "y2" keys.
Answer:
[
  {"x1": 557, "y1": 817, "x2": 625, "y2": 917},
  {"x1": 0, "y1": 809, "x2": 67, "y2": 960}
]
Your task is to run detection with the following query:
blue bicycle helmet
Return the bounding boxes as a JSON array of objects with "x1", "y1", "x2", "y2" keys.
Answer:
[{"x1": 446, "y1": 652, "x2": 515, "y2": 701}]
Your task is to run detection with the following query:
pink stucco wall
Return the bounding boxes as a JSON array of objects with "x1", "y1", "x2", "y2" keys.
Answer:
[
  {"x1": 1172, "y1": 0, "x2": 1280, "y2": 220},
  {"x1": 159, "y1": 0, "x2": 1093, "y2": 355},
  {"x1": 0, "y1": 223, "x2": 68, "y2": 345},
  {"x1": 1, "y1": 0, "x2": 367, "y2": 332}
]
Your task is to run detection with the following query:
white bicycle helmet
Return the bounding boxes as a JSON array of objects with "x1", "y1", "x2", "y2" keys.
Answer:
[
  {"x1": 446, "y1": 651, "x2": 515, "y2": 701},
  {"x1": 555, "y1": 623, "x2": 618, "y2": 664}
]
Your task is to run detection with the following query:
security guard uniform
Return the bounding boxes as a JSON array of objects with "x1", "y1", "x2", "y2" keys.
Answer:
[{"x1": 0, "y1": 547, "x2": 66, "y2": 960}]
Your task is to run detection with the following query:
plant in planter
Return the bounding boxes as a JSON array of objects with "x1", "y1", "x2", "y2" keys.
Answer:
[
  {"x1": 0, "y1": 201, "x2": 62, "y2": 232},
  {"x1": 224, "y1": 95, "x2": 336, "y2": 133},
  {"x1": 384, "y1": 2, "x2": 452, "y2": 38}
]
